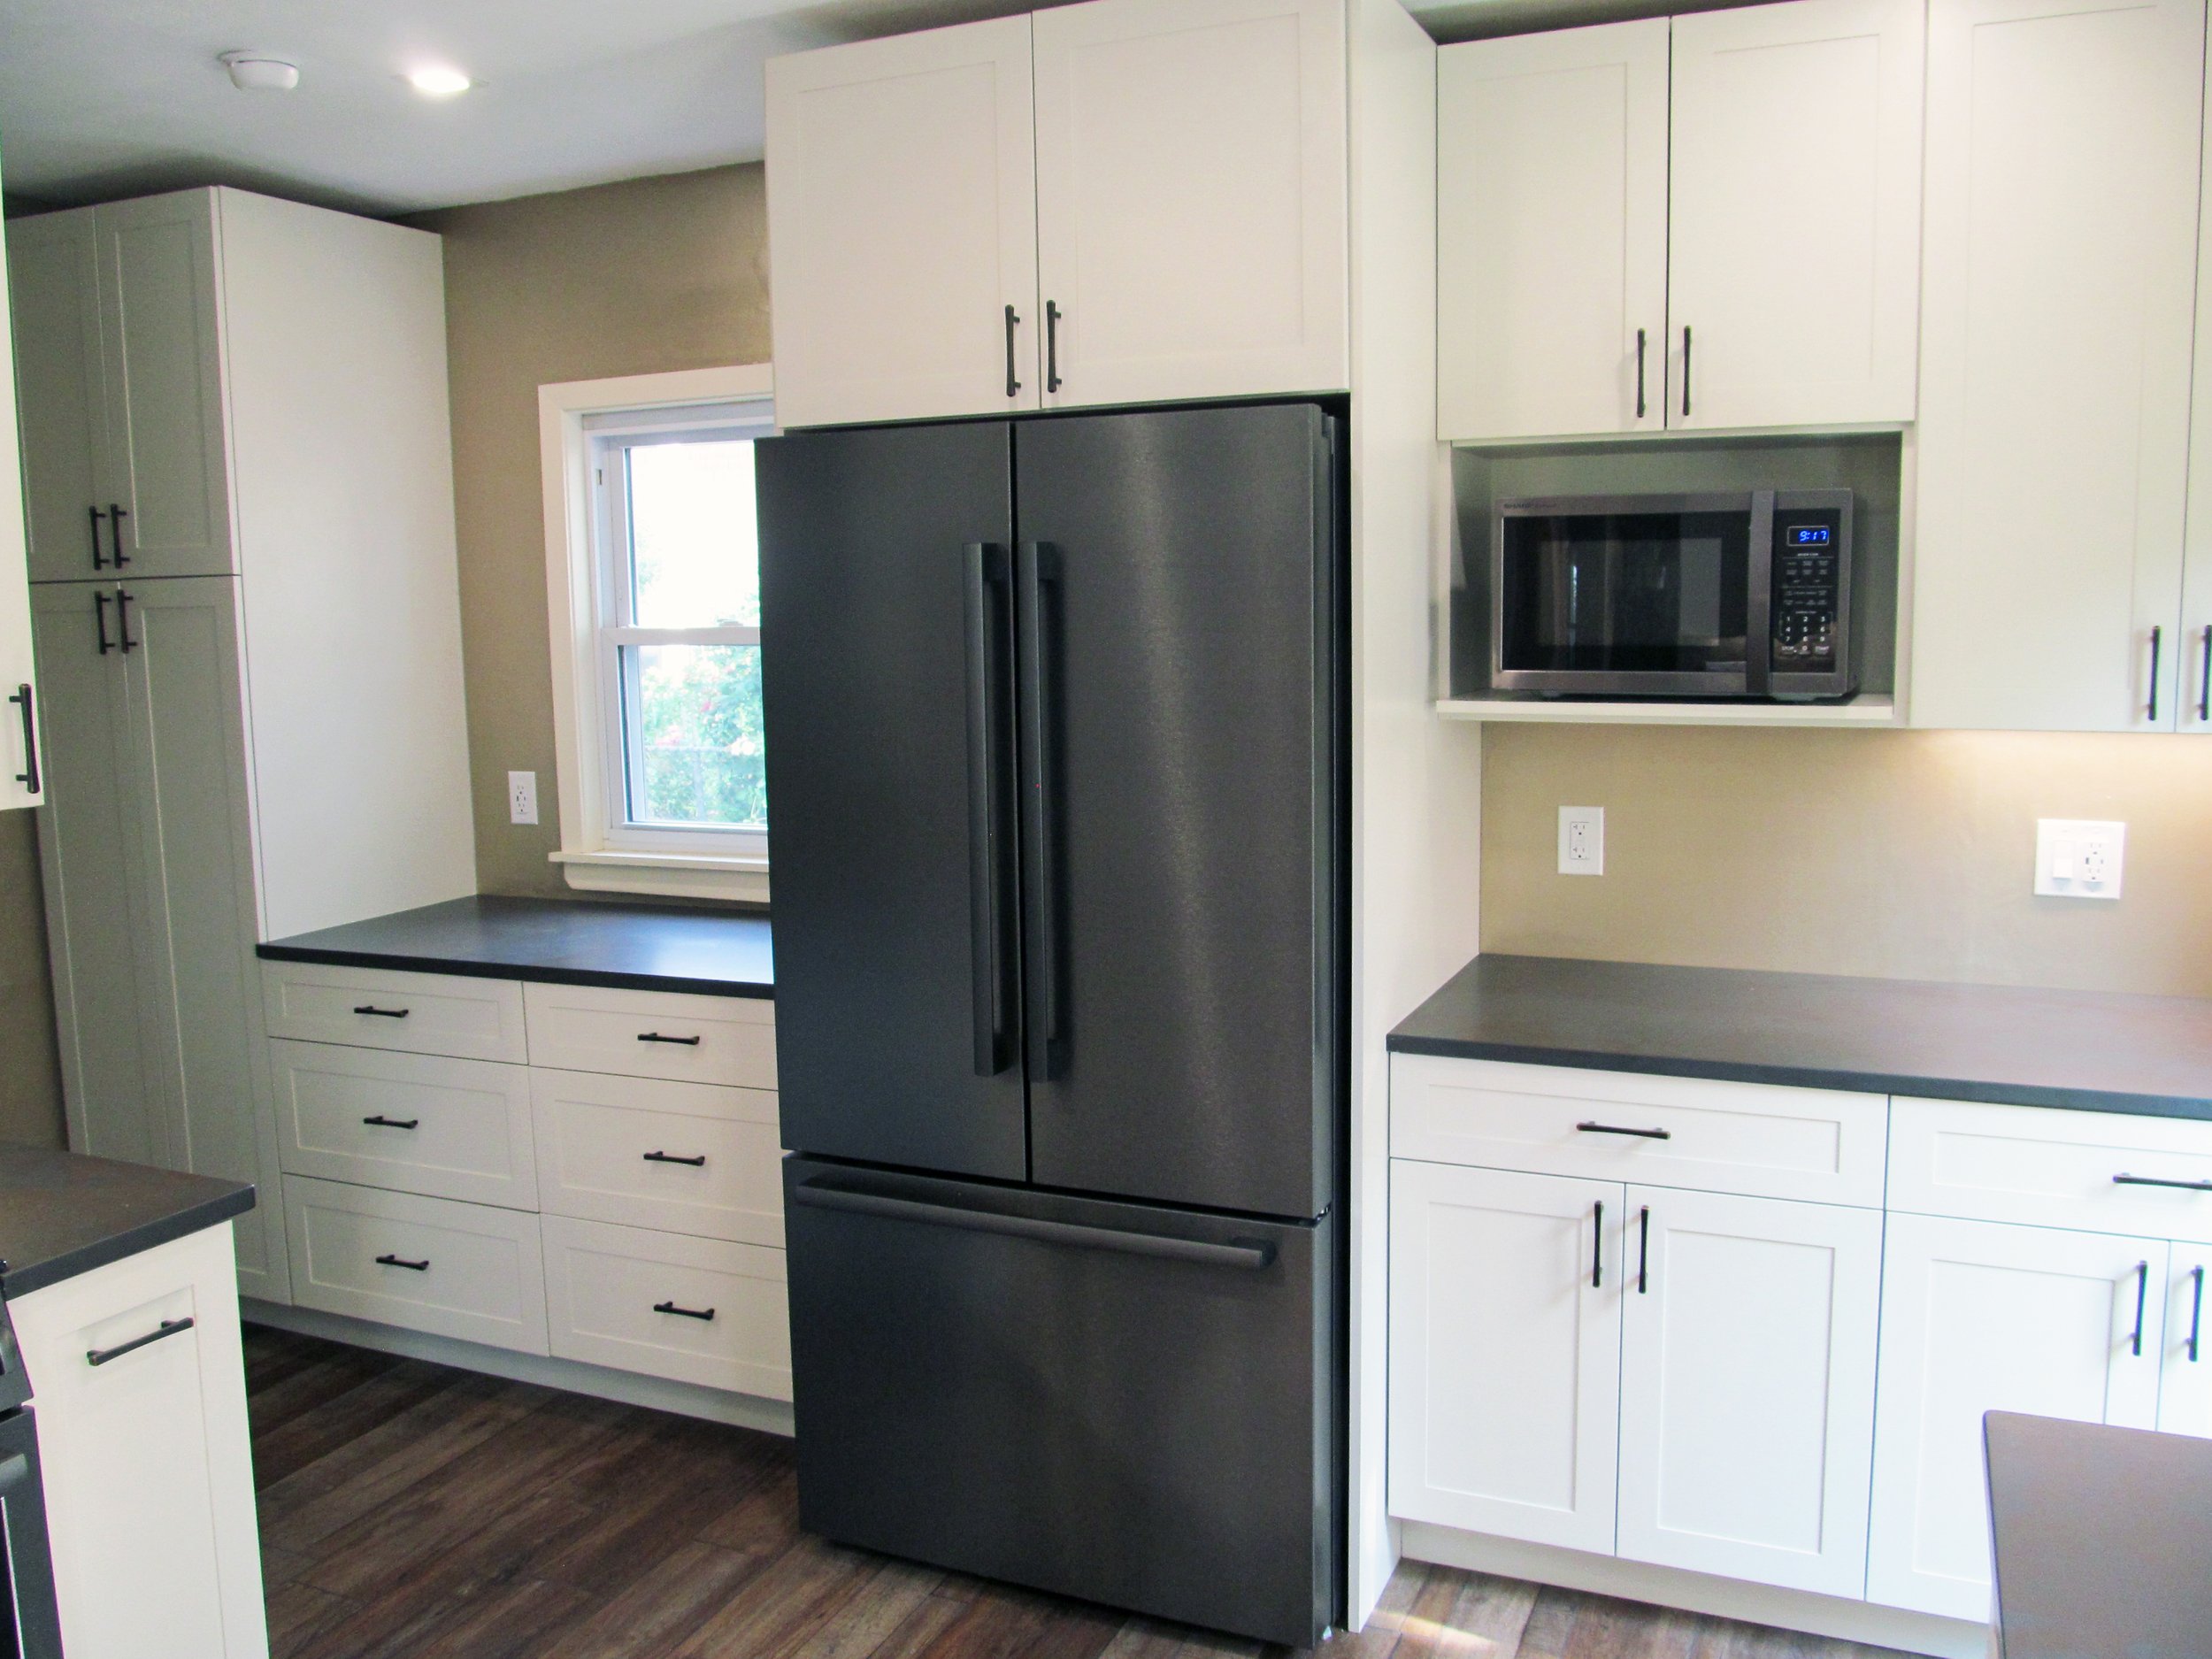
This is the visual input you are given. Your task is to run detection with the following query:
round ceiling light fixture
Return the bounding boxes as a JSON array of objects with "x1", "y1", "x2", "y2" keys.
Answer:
[
  {"x1": 219, "y1": 51, "x2": 300, "y2": 91},
  {"x1": 405, "y1": 65, "x2": 473, "y2": 97}
]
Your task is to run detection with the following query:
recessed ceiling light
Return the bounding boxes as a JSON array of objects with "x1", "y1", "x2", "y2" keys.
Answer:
[
  {"x1": 219, "y1": 51, "x2": 300, "y2": 92},
  {"x1": 406, "y1": 65, "x2": 472, "y2": 97}
]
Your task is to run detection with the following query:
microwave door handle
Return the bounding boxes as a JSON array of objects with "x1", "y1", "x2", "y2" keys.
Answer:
[{"x1": 1745, "y1": 491, "x2": 1775, "y2": 697}]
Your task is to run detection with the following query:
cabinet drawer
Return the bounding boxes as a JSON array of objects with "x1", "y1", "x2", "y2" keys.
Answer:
[
  {"x1": 533, "y1": 1069, "x2": 783, "y2": 1246},
  {"x1": 263, "y1": 962, "x2": 526, "y2": 1063},
  {"x1": 271, "y1": 1041, "x2": 535, "y2": 1209},
  {"x1": 1890, "y1": 1097, "x2": 2212, "y2": 1243},
  {"x1": 1391, "y1": 1054, "x2": 1887, "y2": 1207},
  {"x1": 541, "y1": 1215, "x2": 790, "y2": 1400},
  {"x1": 282, "y1": 1176, "x2": 548, "y2": 1355},
  {"x1": 523, "y1": 983, "x2": 775, "y2": 1087}
]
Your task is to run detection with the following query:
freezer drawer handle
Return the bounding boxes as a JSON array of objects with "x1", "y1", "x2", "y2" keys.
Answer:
[
  {"x1": 1577, "y1": 1120, "x2": 1671, "y2": 1141},
  {"x1": 638, "y1": 1032, "x2": 703, "y2": 1046},
  {"x1": 792, "y1": 1179, "x2": 1276, "y2": 1271},
  {"x1": 653, "y1": 1300, "x2": 716, "y2": 1321},
  {"x1": 375, "y1": 1253, "x2": 431, "y2": 1272},
  {"x1": 643, "y1": 1150, "x2": 707, "y2": 1167},
  {"x1": 2113, "y1": 1172, "x2": 2212, "y2": 1193},
  {"x1": 362, "y1": 1114, "x2": 419, "y2": 1131},
  {"x1": 87, "y1": 1317, "x2": 194, "y2": 1367}
]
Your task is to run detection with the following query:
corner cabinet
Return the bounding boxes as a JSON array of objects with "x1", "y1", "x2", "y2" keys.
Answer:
[{"x1": 766, "y1": 0, "x2": 1348, "y2": 427}]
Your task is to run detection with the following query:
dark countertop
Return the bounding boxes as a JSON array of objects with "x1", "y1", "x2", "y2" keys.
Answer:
[
  {"x1": 0, "y1": 1147, "x2": 255, "y2": 1298},
  {"x1": 257, "y1": 895, "x2": 774, "y2": 1000},
  {"x1": 1389, "y1": 954, "x2": 2212, "y2": 1119}
]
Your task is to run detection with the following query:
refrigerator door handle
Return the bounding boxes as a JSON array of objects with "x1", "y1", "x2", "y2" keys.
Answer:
[
  {"x1": 1018, "y1": 541, "x2": 1067, "y2": 1077},
  {"x1": 964, "y1": 541, "x2": 1019, "y2": 1075},
  {"x1": 790, "y1": 1176, "x2": 1277, "y2": 1271}
]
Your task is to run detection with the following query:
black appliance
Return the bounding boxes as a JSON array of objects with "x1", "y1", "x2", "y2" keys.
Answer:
[
  {"x1": 0, "y1": 1286, "x2": 64, "y2": 1659},
  {"x1": 757, "y1": 402, "x2": 1344, "y2": 1648},
  {"x1": 1491, "y1": 488, "x2": 1855, "y2": 699}
]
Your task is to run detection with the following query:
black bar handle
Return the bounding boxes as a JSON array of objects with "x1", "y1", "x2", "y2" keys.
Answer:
[
  {"x1": 1680, "y1": 326, "x2": 1693, "y2": 419},
  {"x1": 1592, "y1": 1200, "x2": 1604, "y2": 1290},
  {"x1": 637, "y1": 1031, "x2": 702, "y2": 1046},
  {"x1": 2190, "y1": 1264, "x2": 2205, "y2": 1363},
  {"x1": 1045, "y1": 300, "x2": 1064, "y2": 394},
  {"x1": 86, "y1": 1316, "x2": 194, "y2": 1367},
  {"x1": 1578, "y1": 1120, "x2": 1671, "y2": 1141},
  {"x1": 1018, "y1": 541, "x2": 1065, "y2": 1075},
  {"x1": 1003, "y1": 305, "x2": 1022, "y2": 399},
  {"x1": 115, "y1": 588, "x2": 137, "y2": 653},
  {"x1": 352, "y1": 1004, "x2": 410, "y2": 1018},
  {"x1": 1634, "y1": 328, "x2": 1647, "y2": 420},
  {"x1": 794, "y1": 1177, "x2": 1275, "y2": 1271},
  {"x1": 94, "y1": 590, "x2": 113, "y2": 656},
  {"x1": 964, "y1": 541, "x2": 1018, "y2": 1077},
  {"x1": 642, "y1": 1150, "x2": 707, "y2": 1167},
  {"x1": 653, "y1": 1300, "x2": 716, "y2": 1321},
  {"x1": 361, "y1": 1114, "x2": 419, "y2": 1130},
  {"x1": 2149, "y1": 626, "x2": 2163, "y2": 723},
  {"x1": 2131, "y1": 1259, "x2": 2149, "y2": 1356},
  {"x1": 88, "y1": 504, "x2": 108, "y2": 571},
  {"x1": 2200, "y1": 625, "x2": 2211, "y2": 724},
  {"x1": 1638, "y1": 1205, "x2": 1651, "y2": 1295},
  {"x1": 108, "y1": 503, "x2": 129, "y2": 566},
  {"x1": 375, "y1": 1253, "x2": 429, "y2": 1271},
  {"x1": 9, "y1": 684, "x2": 37, "y2": 796},
  {"x1": 2113, "y1": 1172, "x2": 2212, "y2": 1193}
]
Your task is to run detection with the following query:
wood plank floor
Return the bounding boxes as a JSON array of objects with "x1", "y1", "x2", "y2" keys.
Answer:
[{"x1": 245, "y1": 1325, "x2": 1907, "y2": 1659}]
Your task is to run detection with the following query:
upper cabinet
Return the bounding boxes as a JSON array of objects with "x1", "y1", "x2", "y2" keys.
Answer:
[
  {"x1": 1909, "y1": 0, "x2": 2205, "y2": 731},
  {"x1": 766, "y1": 0, "x2": 1349, "y2": 428},
  {"x1": 1437, "y1": 0, "x2": 1924, "y2": 444},
  {"x1": 0, "y1": 179, "x2": 42, "y2": 810},
  {"x1": 11, "y1": 196, "x2": 233, "y2": 583}
]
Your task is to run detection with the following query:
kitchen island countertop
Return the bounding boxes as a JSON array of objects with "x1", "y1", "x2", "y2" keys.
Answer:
[{"x1": 0, "y1": 1146, "x2": 255, "y2": 1297}]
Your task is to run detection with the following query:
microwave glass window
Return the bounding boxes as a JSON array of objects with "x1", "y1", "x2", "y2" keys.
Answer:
[{"x1": 1497, "y1": 511, "x2": 1750, "y2": 675}]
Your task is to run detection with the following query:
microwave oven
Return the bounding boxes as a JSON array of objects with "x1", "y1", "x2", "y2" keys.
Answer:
[{"x1": 1489, "y1": 489, "x2": 1855, "y2": 700}]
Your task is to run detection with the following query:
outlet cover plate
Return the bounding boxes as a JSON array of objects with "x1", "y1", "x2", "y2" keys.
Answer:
[
  {"x1": 2034, "y1": 818, "x2": 2124, "y2": 900},
  {"x1": 1559, "y1": 805, "x2": 1604, "y2": 876},
  {"x1": 508, "y1": 770, "x2": 540, "y2": 827}
]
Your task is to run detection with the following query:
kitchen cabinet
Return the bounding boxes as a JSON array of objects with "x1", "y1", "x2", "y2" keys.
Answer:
[
  {"x1": 1909, "y1": 0, "x2": 2204, "y2": 731},
  {"x1": 766, "y1": 0, "x2": 1348, "y2": 427},
  {"x1": 9, "y1": 1223, "x2": 266, "y2": 1659},
  {"x1": 0, "y1": 198, "x2": 40, "y2": 810},
  {"x1": 1436, "y1": 0, "x2": 1922, "y2": 442},
  {"x1": 2180, "y1": 58, "x2": 2212, "y2": 733}
]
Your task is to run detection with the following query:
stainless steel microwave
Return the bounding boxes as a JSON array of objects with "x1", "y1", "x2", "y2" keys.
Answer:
[{"x1": 1490, "y1": 490, "x2": 1855, "y2": 701}]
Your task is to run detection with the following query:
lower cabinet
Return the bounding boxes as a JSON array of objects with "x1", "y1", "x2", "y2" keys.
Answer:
[{"x1": 9, "y1": 1224, "x2": 266, "y2": 1659}]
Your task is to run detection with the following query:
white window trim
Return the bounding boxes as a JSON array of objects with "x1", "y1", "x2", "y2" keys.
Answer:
[{"x1": 538, "y1": 364, "x2": 775, "y2": 903}]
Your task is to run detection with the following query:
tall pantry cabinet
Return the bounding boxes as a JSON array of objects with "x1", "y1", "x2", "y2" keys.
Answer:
[
  {"x1": 0, "y1": 177, "x2": 42, "y2": 810},
  {"x1": 8, "y1": 188, "x2": 477, "y2": 1301}
]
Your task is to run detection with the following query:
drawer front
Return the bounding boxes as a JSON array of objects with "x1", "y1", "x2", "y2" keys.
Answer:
[
  {"x1": 541, "y1": 1215, "x2": 790, "y2": 1400},
  {"x1": 523, "y1": 983, "x2": 776, "y2": 1087},
  {"x1": 263, "y1": 961, "x2": 526, "y2": 1063},
  {"x1": 1391, "y1": 1054, "x2": 1888, "y2": 1207},
  {"x1": 272, "y1": 1041, "x2": 535, "y2": 1208},
  {"x1": 1891, "y1": 1096, "x2": 2212, "y2": 1242},
  {"x1": 282, "y1": 1176, "x2": 549, "y2": 1355},
  {"x1": 533, "y1": 1069, "x2": 783, "y2": 1247}
]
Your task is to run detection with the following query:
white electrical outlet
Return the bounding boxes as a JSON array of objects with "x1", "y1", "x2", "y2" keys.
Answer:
[
  {"x1": 508, "y1": 771, "x2": 539, "y2": 826},
  {"x1": 1558, "y1": 805, "x2": 1604, "y2": 876},
  {"x1": 2034, "y1": 818, "x2": 2124, "y2": 900}
]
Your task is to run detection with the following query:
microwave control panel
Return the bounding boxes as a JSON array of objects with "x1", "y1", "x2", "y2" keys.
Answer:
[{"x1": 1770, "y1": 513, "x2": 1845, "y2": 670}]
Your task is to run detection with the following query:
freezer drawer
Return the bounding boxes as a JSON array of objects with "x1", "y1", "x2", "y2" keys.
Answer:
[{"x1": 782, "y1": 1157, "x2": 1338, "y2": 1647}]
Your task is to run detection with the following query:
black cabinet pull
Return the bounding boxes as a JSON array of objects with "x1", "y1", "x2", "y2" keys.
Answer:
[
  {"x1": 1003, "y1": 304, "x2": 1022, "y2": 398},
  {"x1": 1637, "y1": 1205, "x2": 1651, "y2": 1295},
  {"x1": 2189, "y1": 1264, "x2": 2206, "y2": 1363},
  {"x1": 1634, "y1": 328, "x2": 1647, "y2": 420},
  {"x1": 1680, "y1": 325, "x2": 1693, "y2": 418},
  {"x1": 1577, "y1": 1120, "x2": 1671, "y2": 1141},
  {"x1": 88, "y1": 504, "x2": 108, "y2": 571},
  {"x1": 2113, "y1": 1172, "x2": 2212, "y2": 1193},
  {"x1": 642, "y1": 1150, "x2": 707, "y2": 1166},
  {"x1": 362, "y1": 1114, "x2": 419, "y2": 1131},
  {"x1": 637, "y1": 1031, "x2": 702, "y2": 1046},
  {"x1": 2149, "y1": 626, "x2": 2163, "y2": 723},
  {"x1": 94, "y1": 590, "x2": 113, "y2": 656},
  {"x1": 653, "y1": 1300, "x2": 715, "y2": 1321},
  {"x1": 1045, "y1": 300, "x2": 1064, "y2": 394},
  {"x1": 353, "y1": 1004, "x2": 410, "y2": 1018},
  {"x1": 1591, "y1": 1200, "x2": 1604, "y2": 1290},
  {"x1": 375, "y1": 1253, "x2": 430, "y2": 1271},
  {"x1": 2131, "y1": 1259, "x2": 2149, "y2": 1356},
  {"x1": 115, "y1": 588, "x2": 137, "y2": 653},
  {"x1": 8, "y1": 684, "x2": 37, "y2": 796},
  {"x1": 109, "y1": 503, "x2": 129, "y2": 566},
  {"x1": 87, "y1": 1316, "x2": 194, "y2": 1368},
  {"x1": 2200, "y1": 625, "x2": 2212, "y2": 724}
]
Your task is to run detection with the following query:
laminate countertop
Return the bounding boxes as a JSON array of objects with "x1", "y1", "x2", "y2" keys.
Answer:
[
  {"x1": 0, "y1": 1146, "x2": 255, "y2": 1298},
  {"x1": 257, "y1": 895, "x2": 774, "y2": 999},
  {"x1": 1390, "y1": 954, "x2": 2212, "y2": 1120}
]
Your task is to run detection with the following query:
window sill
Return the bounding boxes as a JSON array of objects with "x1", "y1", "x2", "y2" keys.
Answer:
[{"x1": 549, "y1": 849, "x2": 770, "y2": 904}]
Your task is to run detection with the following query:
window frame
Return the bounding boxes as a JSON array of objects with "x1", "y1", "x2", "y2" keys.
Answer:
[{"x1": 539, "y1": 365, "x2": 775, "y2": 903}]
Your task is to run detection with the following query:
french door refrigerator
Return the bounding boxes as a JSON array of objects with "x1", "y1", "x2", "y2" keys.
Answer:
[{"x1": 757, "y1": 401, "x2": 1345, "y2": 1647}]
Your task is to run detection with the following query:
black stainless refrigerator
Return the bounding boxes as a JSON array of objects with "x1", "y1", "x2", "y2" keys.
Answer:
[{"x1": 757, "y1": 401, "x2": 1345, "y2": 1647}]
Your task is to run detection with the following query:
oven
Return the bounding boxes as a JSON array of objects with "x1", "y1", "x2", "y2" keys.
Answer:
[{"x1": 0, "y1": 1297, "x2": 63, "y2": 1659}]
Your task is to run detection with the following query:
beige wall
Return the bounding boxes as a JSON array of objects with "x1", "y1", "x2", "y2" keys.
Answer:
[
  {"x1": 0, "y1": 810, "x2": 63, "y2": 1147},
  {"x1": 413, "y1": 164, "x2": 772, "y2": 896},
  {"x1": 1481, "y1": 724, "x2": 2212, "y2": 996}
]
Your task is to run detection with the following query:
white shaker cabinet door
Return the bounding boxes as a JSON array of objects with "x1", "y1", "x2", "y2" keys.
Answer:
[
  {"x1": 1910, "y1": 0, "x2": 2203, "y2": 730},
  {"x1": 1032, "y1": 0, "x2": 1348, "y2": 409},
  {"x1": 765, "y1": 18, "x2": 1040, "y2": 428},
  {"x1": 1666, "y1": 0, "x2": 1924, "y2": 432},
  {"x1": 1387, "y1": 1160, "x2": 1623, "y2": 1554},
  {"x1": 1616, "y1": 1187, "x2": 1882, "y2": 1599},
  {"x1": 1867, "y1": 1214, "x2": 2166, "y2": 1620},
  {"x1": 1435, "y1": 20, "x2": 1668, "y2": 442},
  {"x1": 6, "y1": 206, "x2": 111, "y2": 585},
  {"x1": 2160, "y1": 1249, "x2": 2212, "y2": 1438}
]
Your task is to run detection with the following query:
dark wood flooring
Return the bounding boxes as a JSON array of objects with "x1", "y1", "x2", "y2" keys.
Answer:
[{"x1": 244, "y1": 1325, "x2": 1907, "y2": 1659}]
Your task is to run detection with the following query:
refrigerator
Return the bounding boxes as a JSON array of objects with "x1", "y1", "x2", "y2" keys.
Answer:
[{"x1": 756, "y1": 401, "x2": 1345, "y2": 1647}]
